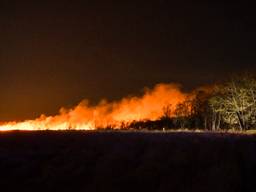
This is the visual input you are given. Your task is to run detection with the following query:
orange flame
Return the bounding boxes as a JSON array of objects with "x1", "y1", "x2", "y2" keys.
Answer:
[{"x1": 0, "y1": 83, "x2": 187, "y2": 131}]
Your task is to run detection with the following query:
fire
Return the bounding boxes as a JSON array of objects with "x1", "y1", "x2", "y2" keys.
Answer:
[{"x1": 0, "y1": 83, "x2": 187, "y2": 131}]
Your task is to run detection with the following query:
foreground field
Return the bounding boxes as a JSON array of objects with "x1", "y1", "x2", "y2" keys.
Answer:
[{"x1": 0, "y1": 131, "x2": 255, "y2": 192}]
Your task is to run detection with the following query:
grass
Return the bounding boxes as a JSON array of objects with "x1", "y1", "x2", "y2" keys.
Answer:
[{"x1": 0, "y1": 130, "x2": 255, "y2": 192}]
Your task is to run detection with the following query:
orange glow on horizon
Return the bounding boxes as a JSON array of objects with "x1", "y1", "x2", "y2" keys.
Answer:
[{"x1": 0, "y1": 83, "x2": 188, "y2": 131}]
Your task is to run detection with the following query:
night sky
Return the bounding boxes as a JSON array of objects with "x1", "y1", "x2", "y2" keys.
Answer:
[{"x1": 0, "y1": 1, "x2": 255, "y2": 121}]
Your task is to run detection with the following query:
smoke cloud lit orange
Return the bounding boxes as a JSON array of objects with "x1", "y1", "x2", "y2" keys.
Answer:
[{"x1": 0, "y1": 83, "x2": 188, "y2": 131}]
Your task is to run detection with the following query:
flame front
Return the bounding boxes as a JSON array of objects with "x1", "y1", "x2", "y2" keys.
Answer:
[{"x1": 0, "y1": 83, "x2": 187, "y2": 131}]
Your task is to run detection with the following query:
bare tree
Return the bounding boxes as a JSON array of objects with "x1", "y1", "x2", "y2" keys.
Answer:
[
  {"x1": 209, "y1": 75, "x2": 256, "y2": 131},
  {"x1": 162, "y1": 104, "x2": 172, "y2": 120},
  {"x1": 174, "y1": 98, "x2": 192, "y2": 129},
  {"x1": 208, "y1": 88, "x2": 225, "y2": 130},
  {"x1": 191, "y1": 90, "x2": 213, "y2": 130}
]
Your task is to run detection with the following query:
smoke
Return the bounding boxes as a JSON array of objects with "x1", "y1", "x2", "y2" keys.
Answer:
[{"x1": 0, "y1": 83, "x2": 188, "y2": 131}]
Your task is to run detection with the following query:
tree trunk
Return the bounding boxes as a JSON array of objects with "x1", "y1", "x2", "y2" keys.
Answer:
[
  {"x1": 212, "y1": 113, "x2": 216, "y2": 131},
  {"x1": 204, "y1": 117, "x2": 207, "y2": 130},
  {"x1": 216, "y1": 113, "x2": 221, "y2": 130},
  {"x1": 236, "y1": 112, "x2": 245, "y2": 131}
]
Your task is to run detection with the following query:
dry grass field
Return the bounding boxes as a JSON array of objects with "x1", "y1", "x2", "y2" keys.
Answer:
[{"x1": 0, "y1": 130, "x2": 255, "y2": 192}]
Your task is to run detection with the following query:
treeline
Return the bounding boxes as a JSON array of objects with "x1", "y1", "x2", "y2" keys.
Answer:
[{"x1": 118, "y1": 74, "x2": 256, "y2": 131}]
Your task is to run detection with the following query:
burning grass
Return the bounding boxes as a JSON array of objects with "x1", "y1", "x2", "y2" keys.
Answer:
[{"x1": 0, "y1": 83, "x2": 188, "y2": 131}]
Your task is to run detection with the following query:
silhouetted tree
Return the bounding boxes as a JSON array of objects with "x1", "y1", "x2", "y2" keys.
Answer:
[
  {"x1": 174, "y1": 98, "x2": 192, "y2": 129},
  {"x1": 191, "y1": 90, "x2": 209, "y2": 129}
]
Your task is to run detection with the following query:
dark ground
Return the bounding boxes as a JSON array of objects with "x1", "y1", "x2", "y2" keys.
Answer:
[{"x1": 0, "y1": 131, "x2": 255, "y2": 192}]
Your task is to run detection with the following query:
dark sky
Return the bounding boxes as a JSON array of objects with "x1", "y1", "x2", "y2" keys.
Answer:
[{"x1": 0, "y1": 1, "x2": 256, "y2": 121}]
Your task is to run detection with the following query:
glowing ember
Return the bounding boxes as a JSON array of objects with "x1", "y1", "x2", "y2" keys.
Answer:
[{"x1": 0, "y1": 83, "x2": 188, "y2": 131}]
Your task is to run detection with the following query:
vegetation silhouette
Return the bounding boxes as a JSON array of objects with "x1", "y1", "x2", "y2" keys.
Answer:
[{"x1": 114, "y1": 74, "x2": 256, "y2": 132}]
